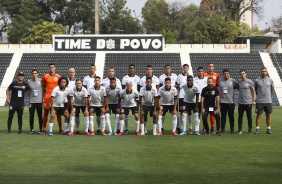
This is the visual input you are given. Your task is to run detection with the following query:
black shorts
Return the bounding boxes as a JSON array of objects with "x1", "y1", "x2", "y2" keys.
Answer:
[
  {"x1": 121, "y1": 106, "x2": 138, "y2": 115},
  {"x1": 183, "y1": 102, "x2": 196, "y2": 112},
  {"x1": 160, "y1": 105, "x2": 175, "y2": 116},
  {"x1": 142, "y1": 105, "x2": 154, "y2": 117},
  {"x1": 255, "y1": 103, "x2": 272, "y2": 114},
  {"x1": 178, "y1": 98, "x2": 184, "y2": 112},
  {"x1": 107, "y1": 104, "x2": 118, "y2": 114},
  {"x1": 54, "y1": 107, "x2": 67, "y2": 116},
  {"x1": 73, "y1": 105, "x2": 86, "y2": 114},
  {"x1": 64, "y1": 103, "x2": 72, "y2": 113},
  {"x1": 89, "y1": 106, "x2": 103, "y2": 116}
]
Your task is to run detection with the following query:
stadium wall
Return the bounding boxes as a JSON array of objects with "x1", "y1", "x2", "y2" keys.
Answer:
[{"x1": 269, "y1": 39, "x2": 281, "y2": 53}]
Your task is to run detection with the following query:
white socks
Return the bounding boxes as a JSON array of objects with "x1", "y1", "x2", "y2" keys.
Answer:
[
  {"x1": 64, "y1": 123, "x2": 68, "y2": 132},
  {"x1": 172, "y1": 115, "x2": 177, "y2": 132},
  {"x1": 158, "y1": 115, "x2": 162, "y2": 132},
  {"x1": 96, "y1": 116, "x2": 101, "y2": 130},
  {"x1": 153, "y1": 124, "x2": 157, "y2": 134},
  {"x1": 105, "y1": 113, "x2": 112, "y2": 133},
  {"x1": 188, "y1": 115, "x2": 192, "y2": 129},
  {"x1": 119, "y1": 119, "x2": 125, "y2": 132},
  {"x1": 182, "y1": 113, "x2": 187, "y2": 132},
  {"x1": 135, "y1": 120, "x2": 140, "y2": 132},
  {"x1": 89, "y1": 116, "x2": 94, "y2": 131},
  {"x1": 70, "y1": 116, "x2": 75, "y2": 132},
  {"x1": 75, "y1": 117, "x2": 80, "y2": 131},
  {"x1": 49, "y1": 122, "x2": 53, "y2": 133},
  {"x1": 114, "y1": 114, "x2": 119, "y2": 132},
  {"x1": 84, "y1": 116, "x2": 89, "y2": 132},
  {"x1": 194, "y1": 113, "x2": 199, "y2": 132},
  {"x1": 161, "y1": 116, "x2": 165, "y2": 128},
  {"x1": 141, "y1": 123, "x2": 145, "y2": 134},
  {"x1": 125, "y1": 115, "x2": 128, "y2": 129},
  {"x1": 101, "y1": 115, "x2": 106, "y2": 132}
]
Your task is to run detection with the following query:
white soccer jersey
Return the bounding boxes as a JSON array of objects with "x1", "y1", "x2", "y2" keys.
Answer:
[
  {"x1": 64, "y1": 78, "x2": 76, "y2": 103},
  {"x1": 102, "y1": 77, "x2": 122, "y2": 88},
  {"x1": 159, "y1": 73, "x2": 178, "y2": 87},
  {"x1": 69, "y1": 86, "x2": 88, "y2": 106},
  {"x1": 88, "y1": 86, "x2": 107, "y2": 107},
  {"x1": 176, "y1": 73, "x2": 189, "y2": 98},
  {"x1": 122, "y1": 75, "x2": 140, "y2": 91},
  {"x1": 83, "y1": 75, "x2": 97, "y2": 90},
  {"x1": 158, "y1": 86, "x2": 178, "y2": 105},
  {"x1": 180, "y1": 83, "x2": 200, "y2": 103},
  {"x1": 51, "y1": 86, "x2": 70, "y2": 107},
  {"x1": 119, "y1": 89, "x2": 139, "y2": 107},
  {"x1": 193, "y1": 76, "x2": 208, "y2": 102},
  {"x1": 139, "y1": 86, "x2": 158, "y2": 106},
  {"x1": 139, "y1": 75, "x2": 160, "y2": 88},
  {"x1": 105, "y1": 84, "x2": 122, "y2": 104}
]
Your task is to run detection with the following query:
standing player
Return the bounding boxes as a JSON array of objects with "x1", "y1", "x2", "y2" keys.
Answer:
[
  {"x1": 6, "y1": 72, "x2": 28, "y2": 134},
  {"x1": 88, "y1": 76, "x2": 107, "y2": 136},
  {"x1": 117, "y1": 81, "x2": 140, "y2": 136},
  {"x1": 176, "y1": 64, "x2": 190, "y2": 134},
  {"x1": 27, "y1": 69, "x2": 43, "y2": 134},
  {"x1": 42, "y1": 63, "x2": 61, "y2": 134},
  {"x1": 254, "y1": 67, "x2": 274, "y2": 134},
  {"x1": 217, "y1": 69, "x2": 239, "y2": 134},
  {"x1": 83, "y1": 64, "x2": 96, "y2": 90},
  {"x1": 105, "y1": 77, "x2": 122, "y2": 135},
  {"x1": 121, "y1": 64, "x2": 140, "y2": 134},
  {"x1": 102, "y1": 67, "x2": 122, "y2": 87},
  {"x1": 68, "y1": 78, "x2": 89, "y2": 136},
  {"x1": 194, "y1": 66, "x2": 208, "y2": 133},
  {"x1": 201, "y1": 78, "x2": 221, "y2": 136},
  {"x1": 158, "y1": 64, "x2": 178, "y2": 133},
  {"x1": 138, "y1": 65, "x2": 159, "y2": 133},
  {"x1": 204, "y1": 62, "x2": 220, "y2": 134},
  {"x1": 49, "y1": 77, "x2": 70, "y2": 136},
  {"x1": 157, "y1": 77, "x2": 178, "y2": 136},
  {"x1": 238, "y1": 70, "x2": 256, "y2": 134},
  {"x1": 179, "y1": 75, "x2": 200, "y2": 135},
  {"x1": 139, "y1": 77, "x2": 158, "y2": 135}
]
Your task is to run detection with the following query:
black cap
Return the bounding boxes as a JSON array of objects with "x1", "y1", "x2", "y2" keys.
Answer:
[{"x1": 18, "y1": 72, "x2": 25, "y2": 76}]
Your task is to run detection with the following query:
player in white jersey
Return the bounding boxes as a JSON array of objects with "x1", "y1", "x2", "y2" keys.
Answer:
[
  {"x1": 121, "y1": 64, "x2": 140, "y2": 134},
  {"x1": 49, "y1": 77, "x2": 70, "y2": 136},
  {"x1": 102, "y1": 67, "x2": 122, "y2": 87},
  {"x1": 88, "y1": 76, "x2": 108, "y2": 136},
  {"x1": 179, "y1": 75, "x2": 200, "y2": 135},
  {"x1": 138, "y1": 65, "x2": 159, "y2": 133},
  {"x1": 68, "y1": 78, "x2": 89, "y2": 136},
  {"x1": 176, "y1": 64, "x2": 190, "y2": 134},
  {"x1": 105, "y1": 77, "x2": 122, "y2": 136},
  {"x1": 157, "y1": 77, "x2": 178, "y2": 136},
  {"x1": 83, "y1": 64, "x2": 96, "y2": 90},
  {"x1": 193, "y1": 66, "x2": 208, "y2": 132},
  {"x1": 139, "y1": 77, "x2": 158, "y2": 135},
  {"x1": 117, "y1": 81, "x2": 140, "y2": 136}
]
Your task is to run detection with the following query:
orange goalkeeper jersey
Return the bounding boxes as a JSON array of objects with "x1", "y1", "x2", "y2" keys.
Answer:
[
  {"x1": 204, "y1": 72, "x2": 220, "y2": 87},
  {"x1": 42, "y1": 73, "x2": 61, "y2": 97}
]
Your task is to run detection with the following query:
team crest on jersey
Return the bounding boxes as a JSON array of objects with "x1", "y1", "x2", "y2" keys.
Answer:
[
  {"x1": 37, "y1": 81, "x2": 41, "y2": 85},
  {"x1": 267, "y1": 81, "x2": 270, "y2": 85},
  {"x1": 245, "y1": 83, "x2": 249, "y2": 87},
  {"x1": 229, "y1": 82, "x2": 232, "y2": 85},
  {"x1": 54, "y1": 77, "x2": 58, "y2": 81},
  {"x1": 213, "y1": 76, "x2": 216, "y2": 79},
  {"x1": 211, "y1": 90, "x2": 215, "y2": 95}
]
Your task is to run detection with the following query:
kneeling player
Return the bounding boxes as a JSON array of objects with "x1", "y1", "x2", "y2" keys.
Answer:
[
  {"x1": 117, "y1": 81, "x2": 140, "y2": 136},
  {"x1": 139, "y1": 77, "x2": 158, "y2": 135},
  {"x1": 68, "y1": 78, "x2": 89, "y2": 136},
  {"x1": 49, "y1": 77, "x2": 70, "y2": 136},
  {"x1": 157, "y1": 77, "x2": 178, "y2": 136}
]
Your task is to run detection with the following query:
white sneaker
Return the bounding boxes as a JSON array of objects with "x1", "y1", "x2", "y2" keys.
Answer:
[
  {"x1": 153, "y1": 131, "x2": 157, "y2": 136},
  {"x1": 145, "y1": 129, "x2": 147, "y2": 133},
  {"x1": 140, "y1": 132, "x2": 145, "y2": 136}
]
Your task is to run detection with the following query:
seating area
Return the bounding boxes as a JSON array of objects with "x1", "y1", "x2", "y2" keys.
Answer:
[
  {"x1": 104, "y1": 53, "x2": 181, "y2": 80},
  {"x1": 270, "y1": 53, "x2": 282, "y2": 81},
  {"x1": 0, "y1": 53, "x2": 13, "y2": 86},
  {"x1": 190, "y1": 53, "x2": 280, "y2": 106}
]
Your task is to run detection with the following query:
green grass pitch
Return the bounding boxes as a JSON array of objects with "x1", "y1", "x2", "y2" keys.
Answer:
[{"x1": 0, "y1": 106, "x2": 282, "y2": 184}]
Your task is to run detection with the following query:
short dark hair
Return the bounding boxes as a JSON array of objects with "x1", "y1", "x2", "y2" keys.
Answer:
[
  {"x1": 146, "y1": 77, "x2": 152, "y2": 81},
  {"x1": 89, "y1": 64, "x2": 95, "y2": 67},
  {"x1": 239, "y1": 69, "x2": 246, "y2": 73},
  {"x1": 75, "y1": 78, "x2": 82, "y2": 82},
  {"x1": 109, "y1": 77, "x2": 116, "y2": 81},
  {"x1": 208, "y1": 62, "x2": 214, "y2": 66},
  {"x1": 164, "y1": 77, "x2": 171, "y2": 82},
  {"x1": 58, "y1": 76, "x2": 68, "y2": 86},
  {"x1": 95, "y1": 76, "x2": 101, "y2": 79},
  {"x1": 165, "y1": 64, "x2": 171, "y2": 67},
  {"x1": 129, "y1": 64, "x2": 135, "y2": 68},
  {"x1": 222, "y1": 69, "x2": 230, "y2": 73},
  {"x1": 187, "y1": 75, "x2": 193, "y2": 79},
  {"x1": 183, "y1": 64, "x2": 189, "y2": 67},
  {"x1": 208, "y1": 77, "x2": 213, "y2": 81},
  {"x1": 49, "y1": 63, "x2": 55, "y2": 66},
  {"x1": 146, "y1": 65, "x2": 152, "y2": 68},
  {"x1": 31, "y1": 69, "x2": 38, "y2": 73},
  {"x1": 197, "y1": 66, "x2": 204, "y2": 71},
  {"x1": 261, "y1": 67, "x2": 267, "y2": 71}
]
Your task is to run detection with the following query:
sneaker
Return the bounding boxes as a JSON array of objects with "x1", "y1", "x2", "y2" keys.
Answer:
[
  {"x1": 30, "y1": 129, "x2": 34, "y2": 134},
  {"x1": 117, "y1": 129, "x2": 120, "y2": 134},
  {"x1": 188, "y1": 128, "x2": 193, "y2": 135},
  {"x1": 140, "y1": 132, "x2": 145, "y2": 136},
  {"x1": 230, "y1": 129, "x2": 234, "y2": 134},
  {"x1": 107, "y1": 131, "x2": 113, "y2": 136},
  {"x1": 179, "y1": 131, "x2": 187, "y2": 136},
  {"x1": 18, "y1": 130, "x2": 23, "y2": 134},
  {"x1": 96, "y1": 129, "x2": 101, "y2": 135},
  {"x1": 172, "y1": 131, "x2": 178, "y2": 136},
  {"x1": 101, "y1": 131, "x2": 107, "y2": 136},
  {"x1": 74, "y1": 130, "x2": 81, "y2": 134},
  {"x1": 157, "y1": 131, "x2": 162, "y2": 136},
  {"x1": 49, "y1": 132, "x2": 53, "y2": 136},
  {"x1": 176, "y1": 127, "x2": 181, "y2": 134},
  {"x1": 194, "y1": 131, "x2": 201, "y2": 136},
  {"x1": 161, "y1": 128, "x2": 164, "y2": 133},
  {"x1": 90, "y1": 131, "x2": 95, "y2": 136},
  {"x1": 237, "y1": 130, "x2": 242, "y2": 135},
  {"x1": 153, "y1": 131, "x2": 157, "y2": 136},
  {"x1": 216, "y1": 131, "x2": 221, "y2": 136},
  {"x1": 204, "y1": 131, "x2": 210, "y2": 135},
  {"x1": 145, "y1": 129, "x2": 148, "y2": 134},
  {"x1": 40, "y1": 130, "x2": 46, "y2": 135},
  {"x1": 136, "y1": 132, "x2": 141, "y2": 136},
  {"x1": 117, "y1": 132, "x2": 124, "y2": 136},
  {"x1": 255, "y1": 129, "x2": 259, "y2": 134},
  {"x1": 267, "y1": 129, "x2": 272, "y2": 134},
  {"x1": 248, "y1": 129, "x2": 252, "y2": 134},
  {"x1": 124, "y1": 129, "x2": 129, "y2": 135},
  {"x1": 63, "y1": 131, "x2": 69, "y2": 135},
  {"x1": 114, "y1": 131, "x2": 118, "y2": 136},
  {"x1": 8, "y1": 130, "x2": 11, "y2": 134},
  {"x1": 202, "y1": 128, "x2": 206, "y2": 134},
  {"x1": 68, "y1": 132, "x2": 74, "y2": 136},
  {"x1": 59, "y1": 130, "x2": 63, "y2": 135},
  {"x1": 85, "y1": 132, "x2": 90, "y2": 136},
  {"x1": 210, "y1": 127, "x2": 215, "y2": 134}
]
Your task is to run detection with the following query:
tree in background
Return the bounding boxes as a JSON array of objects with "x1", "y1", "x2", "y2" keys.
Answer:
[
  {"x1": 240, "y1": 23, "x2": 264, "y2": 36},
  {"x1": 270, "y1": 16, "x2": 282, "y2": 38},
  {"x1": 20, "y1": 21, "x2": 66, "y2": 44}
]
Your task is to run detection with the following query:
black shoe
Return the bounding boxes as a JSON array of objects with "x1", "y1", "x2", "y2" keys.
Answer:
[
  {"x1": 204, "y1": 131, "x2": 210, "y2": 135},
  {"x1": 216, "y1": 131, "x2": 221, "y2": 136},
  {"x1": 248, "y1": 129, "x2": 252, "y2": 134},
  {"x1": 8, "y1": 130, "x2": 11, "y2": 134},
  {"x1": 59, "y1": 130, "x2": 63, "y2": 134},
  {"x1": 161, "y1": 128, "x2": 164, "y2": 133},
  {"x1": 18, "y1": 130, "x2": 23, "y2": 134},
  {"x1": 96, "y1": 129, "x2": 101, "y2": 135},
  {"x1": 221, "y1": 129, "x2": 225, "y2": 134},
  {"x1": 230, "y1": 129, "x2": 234, "y2": 134},
  {"x1": 117, "y1": 129, "x2": 120, "y2": 134},
  {"x1": 255, "y1": 129, "x2": 259, "y2": 134},
  {"x1": 211, "y1": 127, "x2": 215, "y2": 134},
  {"x1": 267, "y1": 129, "x2": 272, "y2": 134},
  {"x1": 30, "y1": 129, "x2": 34, "y2": 134},
  {"x1": 124, "y1": 129, "x2": 129, "y2": 135},
  {"x1": 176, "y1": 127, "x2": 181, "y2": 134},
  {"x1": 40, "y1": 130, "x2": 46, "y2": 135}
]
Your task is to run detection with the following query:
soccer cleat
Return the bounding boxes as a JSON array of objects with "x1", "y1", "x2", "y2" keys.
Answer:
[
  {"x1": 179, "y1": 131, "x2": 187, "y2": 136},
  {"x1": 85, "y1": 132, "x2": 90, "y2": 136},
  {"x1": 18, "y1": 130, "x2": 23, "y2": 134},
  {"x1": 101, "y1": 131, "x2": 107, "y2": 136},
  {"x1": 8, "y1": 130, "x2": 11, "y2": 134},
  {"x1": 188, "y1": 128, "x2": 193, "y2": 135},
  {"x1": 176, "y1": 127, "x2": 181, "y2": 134},
  {"x1": 255, "y1": 129, "x2": 259, "y2": 134},
  {"x1": 96, "y1": 129, "x2": 101, "y2": 135},
  {"x1": 114, "y1": 131, "x2": 118, "y2": 136},
  {"x1": 140, "y1": 132, "x2": 145, "y2": 136},
  {"x1": 90, "y1": 131, "x2": 95, "y2": 136},
  {"x1": 107, "y1": 131, "x2": 113, "y2": 136},
  {"x1": 40, "y1": 130, "x2": 46, "y2": 135},
  {"x1": 267, "y1": 129, "x2": 272, "y2": 134},
  {"x1": 172, "y1": 131, "x2": 178, "y2": 136},
  {"x1": 124, "y1": 129, "x2": 129, "y2": 135},
  {"x1": 204, "y1": 131, "x2": 210, "y2": 135},
  {"x1": 136, "y1": 132, "x2": 141, "y2": 136},
  {"x1": 210, "y1": 127, "x2": 215, "y2": 134},
  {"x1": 161, "y1": 128, "x2": 164, "y2": 133},
  {"x1": 49, "y1": 132, "x2": 53, "y2": 136},
  {"x1": 157, "y1": 131, "x2": 162, "y2": 136},
  {"x1": 68, "y1": 132, "x2": 74, "y2": 136},
  {"x1": 63, "y1": 131, "x2": 69, "y2": 135},
  {"x1": 153, "y1": 131, "x2": 157, "y2": 136},
  {"x1": 117, "y1": 132, "x2": 124, "y2": 136},
  {"x1": 194, "y1": 131, "x2": 201, "y2": 136},
  {"x1": 30, "y1": 129, "x2": 34, "y2": 134},
  {"x1": 59, "y1": 130, "x2": 63, "y2": 135},
  {"x1": 74, "y1": 130, "x2": 81, "y2": 134},
  {"x1": 237, "y1": 130, "x2": 242, "y2": 135},
  {"x1": 202, "y1": 128, "x2": 206, "y2": 134},
  {"x1": 216, "y1": 131, "x2": 221, "y2": 136}
]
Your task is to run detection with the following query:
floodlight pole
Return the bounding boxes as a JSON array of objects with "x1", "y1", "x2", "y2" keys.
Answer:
[{"x1": 95, "y1": 0, "x2": 99, "y2": 34}]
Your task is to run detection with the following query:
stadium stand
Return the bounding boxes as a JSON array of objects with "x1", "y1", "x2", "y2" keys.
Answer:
[
  {"x1": 104, "y1": 53, "x2": 182, "y2": 80},
  {"x1": 190, "y1": 53, "x2": 280, "y2": 106},
  {"x1": 0, "y1": 53, "x2": 13, "y2": 86},
  {"x1": 270, "y1": 53, "x2": 282, "y2": 81}
]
